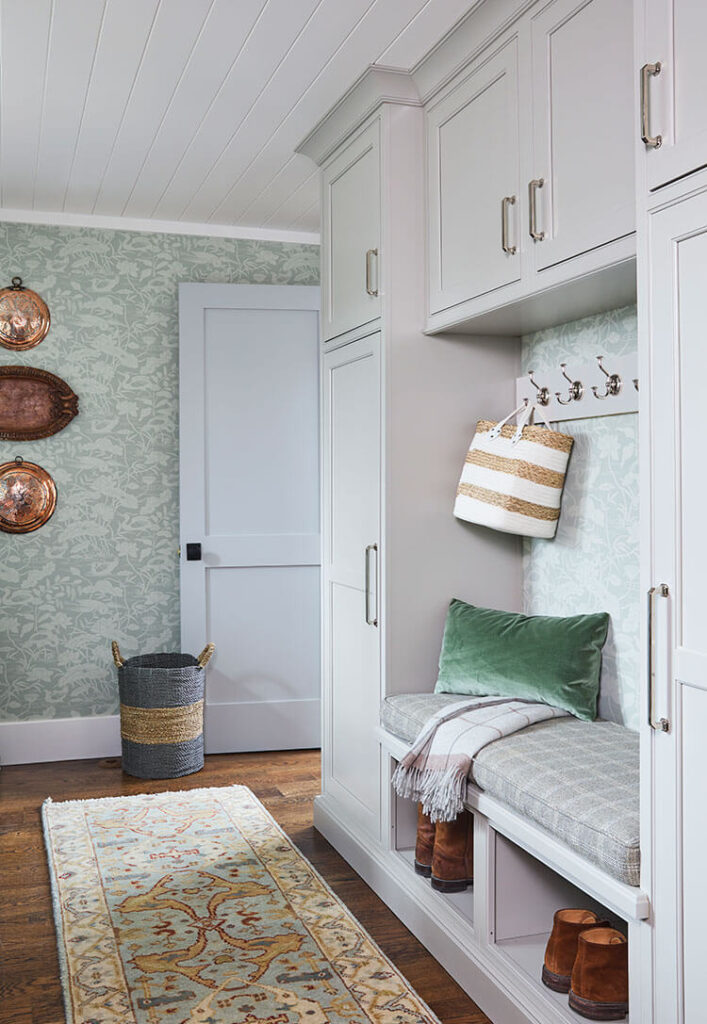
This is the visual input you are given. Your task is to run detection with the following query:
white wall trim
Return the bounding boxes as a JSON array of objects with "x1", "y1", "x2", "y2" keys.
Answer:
[
  {"x1": 0, "y1": 714, "x2": 121, "y2": 766},
  {"x1": 0, "y1": 207, "x2": 320, "y2": 246}
]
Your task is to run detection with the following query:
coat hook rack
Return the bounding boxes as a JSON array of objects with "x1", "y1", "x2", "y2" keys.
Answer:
[
  {"x1": 527, "y1": 370, "x2": 551, "y2": 406},
  {"x1": 591, "y1": 355, "x2": 623, "y2": 399},
  {"x1": 515, "y1": 352, "x2": 638, "y2": 422},
  {"x1": 555, "y1": 363, "x2": 584, "y2": 406}
]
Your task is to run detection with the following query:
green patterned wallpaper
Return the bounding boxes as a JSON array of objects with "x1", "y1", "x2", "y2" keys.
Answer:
[
  {"x1": 0, "y1": 222, "x2": 319, "y2": 722},
  {"x1": 522, "y1": 305, "x2": 639, "y2": 729}
]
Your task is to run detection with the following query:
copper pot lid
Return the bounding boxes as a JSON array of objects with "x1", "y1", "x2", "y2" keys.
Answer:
[
  {"x1": 0, "y1": 456, "x2": 57, "y2": 533},
  {"x1": 0, "y1": 277, "x2": 51, "y2": 351}
]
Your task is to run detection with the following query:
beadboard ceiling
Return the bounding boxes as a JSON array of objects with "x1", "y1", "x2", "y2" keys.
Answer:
[{"x1": 0, "y1": 0, "x2": 474, "y2": 242}]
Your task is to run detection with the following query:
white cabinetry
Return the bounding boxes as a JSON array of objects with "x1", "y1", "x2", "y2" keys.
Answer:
[
  {"x1": 321, "y1": 120, "x2": 381, "y2": 341},
  {"x1": 644, "y1": 183, "x2": 707, "y2": 1024},
  {"x1": 640, "y1": 0, "x2": 707, "y2": 191},
  {"x1": 529, "y1": 0, "x2": 634, "y2": 270},
  {"x1": 424, "y1": 0, "x2": 636, "y2": 334},
  {"x1": 427, "y1": 36, "x2": 522, "y2": 313},
  {"x1": 298, "y1": 69, "x2": 521, "y2": 867},
  {"x1": 321, "y1": 333, "x2": 382, "y2": 839}
]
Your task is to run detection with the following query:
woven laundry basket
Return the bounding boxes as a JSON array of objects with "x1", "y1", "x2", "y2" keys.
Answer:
[{"x1": 112, "y1": 641, "x2": 214, "y2": 779}]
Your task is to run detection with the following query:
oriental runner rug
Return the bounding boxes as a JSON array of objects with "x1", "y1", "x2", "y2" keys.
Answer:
[{"x1": 43, "y1": 785, "x2": 440, "y2": 1024}]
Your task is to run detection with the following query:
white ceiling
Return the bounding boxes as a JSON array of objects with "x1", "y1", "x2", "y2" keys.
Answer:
[{"x1": 0, "y1": 0, "x2": 474, "y2": 242}]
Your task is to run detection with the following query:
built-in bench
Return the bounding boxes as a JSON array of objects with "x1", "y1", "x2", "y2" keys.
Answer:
[{"x1": 381, "y1": 693, "x2": 640, "y2": 888}]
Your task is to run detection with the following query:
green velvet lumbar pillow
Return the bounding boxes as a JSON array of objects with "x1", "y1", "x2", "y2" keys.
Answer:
[{"x1": 434, "y1": 599, "x2": 609, "y2": 721}]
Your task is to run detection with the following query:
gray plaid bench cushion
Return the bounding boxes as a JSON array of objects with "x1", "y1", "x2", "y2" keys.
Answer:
[{"x1": 381, "y1": 694, "x2": 640, "y2": 887}]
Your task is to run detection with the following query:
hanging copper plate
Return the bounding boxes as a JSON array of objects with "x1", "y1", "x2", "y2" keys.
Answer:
[
  {"x1": 0, "y1": 366, "x2": 79, "y2": 440},
  {"x1": 0, "y1": 457, "x2": 57, "y2": 533},
  {"x1": 0, "y1": 277, "x2": 51, "y2": 351}
]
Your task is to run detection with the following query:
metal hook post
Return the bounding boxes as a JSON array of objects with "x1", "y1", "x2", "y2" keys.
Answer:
[
  {"x1": 528, "y1": 370, "x2": 551, "y2": 406},
  {"x1": 555, "y1": 363, "x2": 584, "y2": 406},
  {"x1": 591, "y1": 355, "x2": 623, "y2": 400}
]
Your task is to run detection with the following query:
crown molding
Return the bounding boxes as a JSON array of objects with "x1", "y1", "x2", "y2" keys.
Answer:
[{"x1": 0, "y1": 207, "x2": 320, "y2": 246}]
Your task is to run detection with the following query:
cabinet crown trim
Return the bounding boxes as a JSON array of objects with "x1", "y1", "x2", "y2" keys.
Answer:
[{"x1": 296, "y1": 67, "x2": 420, "y2": 166}]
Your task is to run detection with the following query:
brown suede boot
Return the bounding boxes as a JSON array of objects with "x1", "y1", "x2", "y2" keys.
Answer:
[
  {"x1": 430, "y1": 810, "x2": 473, "y2": 892},
  {"x1": 414, "y1": 804, "x2": 435, "y2": 877},
  {"x1": 569, "y1": 927, "x2": 628, "y2": 1020},
  {"x1": 542, "y1": 910, "x2": 610, "y2": 993}
]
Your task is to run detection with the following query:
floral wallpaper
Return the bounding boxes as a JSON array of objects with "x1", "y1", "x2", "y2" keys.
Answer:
[
  {"x1": 0, "y1": 222, "x2": 319, "y2": 722},
  {"x1": 522, "y1": 305, "x2": 639, "y2": 729}
]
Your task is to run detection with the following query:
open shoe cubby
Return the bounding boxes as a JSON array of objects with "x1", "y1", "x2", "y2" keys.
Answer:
[
  {"x1": 390, "y1": 756, "x2": 475, "y2": 929},
  {"x1": 491, "y1": 830, "x2": 631, "y2": 1023},
  {"x1": 382, "y1": 743, "x2": 638, "y2": 1024}
]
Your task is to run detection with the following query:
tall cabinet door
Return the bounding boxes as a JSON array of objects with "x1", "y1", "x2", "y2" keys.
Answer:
[
  {"x1": 529, "y1": 0, "x2": 634, "y2": 270},
  {"x1": 321, "y1": 121, "x2": 381, "y2": 342},
  {"x1": 321, "y1": 333, "x2": 382, "y2": 839},
  {"x1": 642, "y1": 0, "x2": 707, "y2": 191},
  {"x1": 648, "y1": 188, "x2": 707, "y2": 1023},
  {"x1": 426, "y1": 36, "x2": 522, "y2": 315}
]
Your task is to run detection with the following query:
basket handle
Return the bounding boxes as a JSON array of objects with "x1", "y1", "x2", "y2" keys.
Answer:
[
  {"x1": 111, "y1": 641, "x2": 125, "y2": 668},
  {"x1": 197, "y1": 642, "x2": 215, "y2": 668}
]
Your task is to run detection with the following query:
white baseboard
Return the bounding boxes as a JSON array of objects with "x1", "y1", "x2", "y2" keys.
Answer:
[{"x1": 0, "y1": 714, "x2": 121, "y2": 765}]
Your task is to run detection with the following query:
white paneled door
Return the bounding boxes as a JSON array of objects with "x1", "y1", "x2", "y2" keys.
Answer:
[
  {"x1": 648, "y1": 189, "x2": 707, "y2": 1023},
  {"x1": 321, "y1": 332, "x2": 381, "y2": 839},
  {"x1": 179, "y1": 283, "x2": 321, "y2": 753}
]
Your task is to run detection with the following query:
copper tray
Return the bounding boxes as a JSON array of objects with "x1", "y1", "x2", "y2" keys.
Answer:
[
  {"x1": 0, "y1": 277, "x2": 50, "y2": 351},
  {"x1": 0, "y1": 457, "x2": 57, "y2": 533},
  {"x1": 0, "y1": 366, "x2": 79, "y2": 440}
]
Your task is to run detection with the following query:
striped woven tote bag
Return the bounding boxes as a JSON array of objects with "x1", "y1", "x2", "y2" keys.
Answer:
[{"x1": 454, "y1": 402, "x2": 573, "y2": 539}]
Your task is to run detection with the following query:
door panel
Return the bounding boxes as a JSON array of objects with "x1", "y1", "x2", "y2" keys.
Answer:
[
  {"x1": 321, "y1": 333, "x2": 381, "y2": 838},
  {"x1": 179, "y1": 283, "x2": 321, "y2": 753},
  {"x1": 530, "y1": 0, "x2": 634, "y2": 270},
  {"x1": 321, "y1": 120, "x2": 381, "y2": 341},
  {"x1": 648, "y1": 189, "x2": 707, "y2": 1022},
  {"x1": 644, "y1": 0, "x2": 707, "y2": 190},
  {"x1": 427, "y1": 37, "x2": 521, "y2": 313}
]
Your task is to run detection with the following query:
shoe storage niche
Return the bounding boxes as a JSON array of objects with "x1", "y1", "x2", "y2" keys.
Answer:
[
  {"x1": 387, "y1": 751, "x2": 634, "y2": 1024},
  {"x1": 390, "y1": 756, "x2": 475, "y2": 929},
  {"x1": 492, "y1": 833, "x2": 629, "y2": 1022}
]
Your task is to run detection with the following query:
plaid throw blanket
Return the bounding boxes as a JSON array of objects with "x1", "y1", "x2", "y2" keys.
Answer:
[{"x1": 391, "y1": 695, "x2": 569, "y2": 822}]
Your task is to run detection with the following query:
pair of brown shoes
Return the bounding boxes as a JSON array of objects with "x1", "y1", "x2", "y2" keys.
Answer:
[
  {"x1": 543, "y1": 909, "x2": 628, "y2": 1020},
  {"x1": 414, "y1": 803, "x2": 473, "y2": 892}
]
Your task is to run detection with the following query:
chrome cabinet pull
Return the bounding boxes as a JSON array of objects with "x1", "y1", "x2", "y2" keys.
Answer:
[
  {"x1": 647, "y1": 584, "x2": 670, "y2": 732},
  {"x1": 528, "y1": 179, "x2": 545, "y2": 241},
  {"x1": 365, "y1": 248, "x2": 379, "y2": 296},
  {"x1": 364, "y1": 543, "x2": 378, "y2": 626},
  {"x1": 640, "y1": 62, "x2": 662, "y2": 149},
  {"x1": 501, "y1": 195, "x2": 517, "y2": 255}
]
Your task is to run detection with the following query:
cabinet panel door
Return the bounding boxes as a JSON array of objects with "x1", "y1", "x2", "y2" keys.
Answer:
[
  {"x1": 530, "y1": 0, "x2": 634, "y2": 271},
  {"x1": 321, "y1": 333, "x2": 381, "y2": 838},
  {"x1": 648, "y1": 189, "x2": 707, "y2": 1023},
  {"x1": 427, "y1": 37, "x2": 521, "y2": 315},
  {"x1": 321, "y1": 121, "x2": 381, "y2": 341},
  {"x1": 643, "y1": 0, "x2": 707, "y2": 191}
]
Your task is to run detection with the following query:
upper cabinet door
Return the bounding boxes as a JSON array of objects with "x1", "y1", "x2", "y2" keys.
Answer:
[
  {"x1": 642, "y1": 0, "x2": 707, "y2": 191},
  {"x1": 427, "y1": 37, "x2": 522, "y2": 316},
  {"x1": 321, "y1": 120, "x2": 381, "y2": 341},
  {"x1": 529, "y1": 0, "x2": 634, "y2": 271}
]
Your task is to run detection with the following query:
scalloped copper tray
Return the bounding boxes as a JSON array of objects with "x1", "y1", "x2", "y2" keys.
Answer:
[
  {"x1": 0, "y1": 278, "x2": 50, "y2": 351},
  {"x1": 0, "y1": 457, "x2": 57, "y2": 533},
  {"x1": 0, "y1": 366, "x2": 79, "y2": 440}
]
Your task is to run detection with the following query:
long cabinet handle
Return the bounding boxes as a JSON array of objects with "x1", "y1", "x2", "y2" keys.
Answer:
[
  {"x1": 640, "y1": 62, "x2": 662, "y2": 149},
  {"x1": 501, "y1": 195, "x2": 517, "y2": 255},
  {"x1": 365, "y1": 248, "x2": 379, "y2": 296},
  {"x1": 528, "y1": 179, "x2": 545, "y2": 242},
  {"x1": 364, "y1": 543, "x2": 378, "y2": 627},
  {"x1": 647, "y1": 584, "x2": 670, "y2": 732}
]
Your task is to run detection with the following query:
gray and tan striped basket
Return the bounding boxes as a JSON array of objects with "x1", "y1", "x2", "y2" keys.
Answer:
[{"x1": 111, "y1": 641, "x2": 214, "y2": 779}]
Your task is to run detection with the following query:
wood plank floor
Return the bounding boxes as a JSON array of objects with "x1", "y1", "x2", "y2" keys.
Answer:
[{"x1": 0, "y1": 751, "x2": 492, "y2": 1024}]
